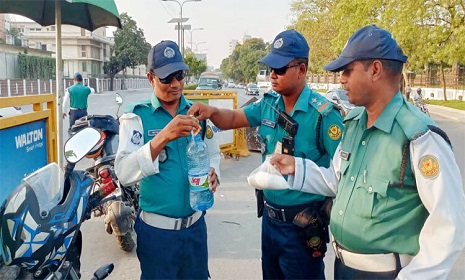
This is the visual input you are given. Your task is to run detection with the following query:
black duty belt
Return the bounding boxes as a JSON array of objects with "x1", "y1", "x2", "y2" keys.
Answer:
[{"x1": 264, "y1": 201, "x2": 318, "y2": 223}]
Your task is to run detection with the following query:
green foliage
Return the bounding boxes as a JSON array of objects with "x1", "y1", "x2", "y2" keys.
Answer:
[
  {"x1": 220, "y1": 38, "x2": 268, "y2": 82},
  {"x1": 104, "y1": 12, "x2": 151, "y2": 82},
  {"x1": 18, "y1": 54, "x2": 55, "y2": 79},
  {"x1": 184, "y1": 52, "x2": 207, "y2": 78},
  {"x1": 426, "y1": 99, "x2": 465, "y2": 111},
  {"x1": 184, "y1": 83, "x2": 198, "y2": 90}
]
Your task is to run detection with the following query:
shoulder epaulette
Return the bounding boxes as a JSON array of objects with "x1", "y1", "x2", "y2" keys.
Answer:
[
  {"x1": 309, "y1": 92, "x2": 333, "y2": 116},
  {"x1": 396, "y1": 103, "x2": 432, "y2": 140},
  {"x1": 125, "y1": 100, "x2": 151, "y2": 113}
]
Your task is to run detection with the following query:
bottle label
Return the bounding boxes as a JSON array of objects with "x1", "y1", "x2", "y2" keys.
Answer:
[{"x1": 188, "y1": 172, "x2": 209, "y2": 190}]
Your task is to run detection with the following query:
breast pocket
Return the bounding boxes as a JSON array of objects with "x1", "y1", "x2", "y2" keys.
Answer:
[{"x1": 352, "y1": 177, "x2": 389, "y2": 220}]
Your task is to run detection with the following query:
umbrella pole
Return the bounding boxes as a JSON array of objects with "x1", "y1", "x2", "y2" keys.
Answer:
[{"x1": 55, "y1": 0, "x2": 64, "y2": 168}]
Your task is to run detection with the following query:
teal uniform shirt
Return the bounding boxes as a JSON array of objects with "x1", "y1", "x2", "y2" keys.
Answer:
[
  {"x1": 68, "y1": 83, "x2": 91, "y2": 109},
  {"x1": 243, "y1": 85, "x2": 343, "y2": 206},
  {"x1": 331, "y1": 92, "x2": 435, "y2": 255},
  {"x1": 127, "y1": 94, "x2": 195, "y2": 218}
]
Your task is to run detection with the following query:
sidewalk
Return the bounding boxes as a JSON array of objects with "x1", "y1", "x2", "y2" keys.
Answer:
[{"x1": 429, "y1": 105, "x2": 465, "y2": 123}]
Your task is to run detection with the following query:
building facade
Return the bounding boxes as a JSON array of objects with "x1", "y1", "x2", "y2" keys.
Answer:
[{"x1": 10, "y1": 21, "x2": 113, "y2": 79}]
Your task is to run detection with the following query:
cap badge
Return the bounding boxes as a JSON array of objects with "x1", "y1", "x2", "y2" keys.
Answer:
[
  {"x1": 164, "y1": 47, "x2": 175, "y2": 58},
  {"x1": 273, "y1": 38, "x2": 283, "y2": 49}
]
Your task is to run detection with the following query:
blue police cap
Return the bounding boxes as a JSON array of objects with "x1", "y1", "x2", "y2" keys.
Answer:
[
  {"x1": 324, "y1": 25, "x2": 408, "y2": 72},
  {"x1": 259, "y1": 29, "x2": 309, "y2": 68},
  {"x1": 147, "y1": 40, "x2": 189, "y2": 79},
  {"x1": 74, "y1": 72, "x2": 83, "y2": 81}
]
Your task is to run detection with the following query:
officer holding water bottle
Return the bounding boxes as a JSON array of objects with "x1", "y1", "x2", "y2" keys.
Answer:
[{"x1": 115, "y1": 40, "x2": 221, "y2": 280}]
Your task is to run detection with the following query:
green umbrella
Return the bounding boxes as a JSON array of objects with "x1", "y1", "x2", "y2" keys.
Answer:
[{"x1": 0, "y1": 0, "x2": 121, "y2": 167}]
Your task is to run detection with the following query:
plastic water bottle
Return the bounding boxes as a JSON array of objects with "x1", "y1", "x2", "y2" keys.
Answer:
[{"x1": 187, "y1": 132, "x2": 214, "y2": 211}]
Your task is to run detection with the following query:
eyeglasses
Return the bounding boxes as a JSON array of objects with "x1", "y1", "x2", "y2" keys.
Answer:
[
  {"x1": 270, "y1": 63, "x2": 302, "y2": 75},
  {"x1": 158, "y1": 70, "x2": 187, "y2": 84}
]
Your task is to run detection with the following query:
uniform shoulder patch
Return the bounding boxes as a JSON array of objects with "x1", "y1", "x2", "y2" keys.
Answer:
[
  {"x1": 328, "y1": 124, "x2": 342, "y2": 140},
  {"x1": 309, "y1": 93, "x2": 332, "y2": 116},
  {"x1": 131, "y1": 130, "x2": 143, "y2": 145},
  {"x1": 418, "y1": 155, "x2": 440, "y2": 179},
  {"x1": 206, "y1": 125, "x2": 214, "y2": 139}
]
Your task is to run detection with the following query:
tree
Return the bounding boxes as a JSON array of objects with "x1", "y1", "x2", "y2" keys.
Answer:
[
  {"x1": 104, "y1": 13, "x2": 151, "y2": 90},
  {"x1": 184, "y1": 52, "x2": 207, "y2": 79},
  {"x1": 220, "y1": 38, "x2": 268, "y2": 83}
]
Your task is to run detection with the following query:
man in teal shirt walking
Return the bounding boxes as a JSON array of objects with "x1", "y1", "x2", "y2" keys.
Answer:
[{"x1": 62, "y1": 72, "x2": 91, "y2": 130}]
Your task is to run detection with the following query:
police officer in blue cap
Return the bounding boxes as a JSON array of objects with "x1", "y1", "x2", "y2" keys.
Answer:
[
  {"x1": 270, "y1": 24, "x2": 465, "y2": 279},
  {"x1": 115, "y1": 40, "x2": 221, "y2": 279},
  {"x1": 62, "y1": 72, "x2": 91, "y2": 131},
  {"x1": 188, "y1": 30, "x2": 343, "y2": 279}
]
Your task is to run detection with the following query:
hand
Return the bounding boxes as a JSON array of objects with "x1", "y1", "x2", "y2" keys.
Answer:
[
  {"x1": 269, "y1": 154, "x2": 296, "y2": 175},
  {"x1": 62, "y1": 113, "x2": 67, "y2": 118},
  {"x1": 156, "y1": 115, "x2": 200, "y2": 142},
  {"x1": 209, "y1": 167, "x2": 219, "y2": 193},
  {"x1": 187, "y1": 102, "x2": 214, "y2": 121}
]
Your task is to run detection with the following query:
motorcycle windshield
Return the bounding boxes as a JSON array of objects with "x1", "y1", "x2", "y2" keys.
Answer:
[{"x1": 22, "y1": 163, "x2": 64, "y2": 215}]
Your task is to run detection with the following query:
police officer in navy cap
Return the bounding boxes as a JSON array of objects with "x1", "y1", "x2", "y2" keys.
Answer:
[
  {"x1": 188, "y1": 29, "x2": 343, "y2": 279},
  {"x1": 270, "y1": 24, "x2": 465, "y2": 279},
  {"x1": 115, "y1": 40, "x2": 221, "y2": 279},
  {"x1": 62, "y1": 72, "x2": 91, "y2": 131}
]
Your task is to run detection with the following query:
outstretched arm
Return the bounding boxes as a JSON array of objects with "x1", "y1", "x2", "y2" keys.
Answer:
[{"x1": 187, "y1": 102, "x2": 250, "y2": 130}]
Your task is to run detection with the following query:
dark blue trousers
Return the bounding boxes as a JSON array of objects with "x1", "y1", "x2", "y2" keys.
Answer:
[
  {"x1": 261, "y1": 210, "x2": 325, "y2": 279},
  {"x1": 134, "y1": 213, "x2": 208, "y2": 280},
  {"x1": 69, "y1": 108, "x2": 87, "y2": 128}
]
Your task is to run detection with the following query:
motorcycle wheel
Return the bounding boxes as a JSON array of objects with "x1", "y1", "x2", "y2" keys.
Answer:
[{"x1": 117, "y1": 232, "x2": 136, "y2": 252}]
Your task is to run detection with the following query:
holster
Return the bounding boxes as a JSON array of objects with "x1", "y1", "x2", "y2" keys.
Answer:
[
  {"x1": 292, "y1": 198, "x2": 332, "y2": 257},
  {"x1": 255, "y1": 189, "x2": 265, "y2": 218}
]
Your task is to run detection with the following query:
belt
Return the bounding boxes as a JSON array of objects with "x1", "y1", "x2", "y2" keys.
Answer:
[
  {"x1": 332, "y1": 241, "x2": 413, "y2": 272},
  {"x1": 264, "y1": 201, "x2": 308, "y2": 223},
  {"x1": 140, "y1": 210, "x2": 202, "y2": 230},
  {"x1": 70, "y1": 107, "x2": 86, "y2": 110}
]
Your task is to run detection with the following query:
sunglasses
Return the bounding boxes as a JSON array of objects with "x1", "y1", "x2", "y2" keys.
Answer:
[
  {"x1": 270, "y1": 63, "x2": 302, "y2": 75},
  {"x1": 158, "y1": 70, "x2": 187, "y2": 84}
]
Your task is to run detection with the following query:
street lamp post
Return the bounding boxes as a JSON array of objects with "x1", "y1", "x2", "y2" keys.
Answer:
[
  {"x1": 162, "y1": 0, "x2": 202, "y2": 56},
  {"x1": 188, "y1": 27, "x2": 204, "y2": 51},
  {"x1": 192, "y1": 41, "x2": 206, "y2": 53}
]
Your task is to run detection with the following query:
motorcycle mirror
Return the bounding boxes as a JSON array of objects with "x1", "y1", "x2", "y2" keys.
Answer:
[
  {"x1": 64, "y1": 127, "x2": 101, "y2": 164},
  {"x1": 116, "y1": 93, "x2": 123, "y2": 105}
]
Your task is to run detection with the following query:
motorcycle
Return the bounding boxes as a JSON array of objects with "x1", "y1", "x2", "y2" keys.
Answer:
[
  {"x1": 0, "y1": 127, "x2": 114, "y2": 279},
  {"x1": 414, "y1": 100, "x2": 430, "y2": 116},
  {"x1": 70, "y1": 93, "x2": 139, "y2": 252}
]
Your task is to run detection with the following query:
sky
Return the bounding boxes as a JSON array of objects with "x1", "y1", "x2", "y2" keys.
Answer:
[{"x1": 112, "y1": 0, "x2": 296, "y2": 69}]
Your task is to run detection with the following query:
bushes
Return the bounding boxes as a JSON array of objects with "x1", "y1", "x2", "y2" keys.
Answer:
[{"x1": 18, "y1": 54, "x2": 55, "y2": 79}]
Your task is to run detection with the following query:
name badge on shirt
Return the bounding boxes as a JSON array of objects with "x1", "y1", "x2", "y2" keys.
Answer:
[
  {"x1": 340, "y1": 150, "x2": 350, "y2": 161},
  {"x1": 148, "y1": 129, "x2": 162, "y2": 137},
  {"x1": 262, "y1": 119, "x2": 276, "y2": 128}
]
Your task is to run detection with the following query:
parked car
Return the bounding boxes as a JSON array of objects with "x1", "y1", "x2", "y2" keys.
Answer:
[
  {"x1": 0, "y1": 106, "x2": 21, "y2": 117},
  {"x1": 237, "y1": 83, "x2": 245, "y2": 89},
  {"x1": 227, "y1": 82, "x2": 236, "y2": 88},
  {"x1": 324, "y1": 88, "x2": 355, "y2": 116},
  {"x1": 245, "y1": 83, "x2": 260, "y2": 95}
]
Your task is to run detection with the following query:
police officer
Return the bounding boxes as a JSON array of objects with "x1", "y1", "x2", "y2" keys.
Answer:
[
  {"x1": 115, "y1": 40, "x2": 221, "y2": 279},
  {"x1": 188, "y1": 30, "x2": 343, "y2": 279},
  {"x1": 270, "y1": 25, "x2": 465, "y2": 279},
  {"x1": 62, "y1": 72, "x2": 91, "y2": 130}
]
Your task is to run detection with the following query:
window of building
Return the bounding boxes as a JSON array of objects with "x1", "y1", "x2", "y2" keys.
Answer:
[
  {"x1": 82, "y1": 62, "x2": 87, "y2": 72},
  {"x1": 81, "y1": 28, "x2": 85, "y2": 36},
  {"x1": 51, "y1": 26, "x2": 55, "y2": 31},
  {"x1": 81, "y1": 46, "x2": 86, "y2": 57}
]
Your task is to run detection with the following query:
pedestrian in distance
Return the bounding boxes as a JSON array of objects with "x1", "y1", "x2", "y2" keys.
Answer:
[
  {"x1": 188, "y1": 29, "x2": 344, "y2": 279},
  {"x1": 405, "y1": 84, "x2": 411, "y2": 100},
  {"x1": 270, "y1": 24, "x2": 465, "y2": 280},
  {"x1": 62, "y1": 72, "x2": 91, "y2": 131},
  {"x1": 114, "y1": 40, "x2": 221, "y2": 280}
]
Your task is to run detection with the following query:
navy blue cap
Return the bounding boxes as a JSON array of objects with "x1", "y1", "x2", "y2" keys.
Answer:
[
  {"x1": 324, "y1": 25, "x2": 408, "y2": 72},
  {"x1": 73, "y1": 72, "x2": 83, "y2": 81},
  {"x1": 259, "y1": 29, "x2": 309, "y2": 68},
  {"x1": 147, "y1": 40, "x2": 189, "y2": 79}
]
